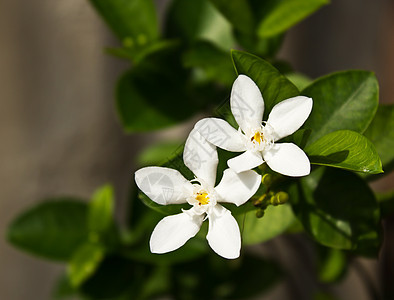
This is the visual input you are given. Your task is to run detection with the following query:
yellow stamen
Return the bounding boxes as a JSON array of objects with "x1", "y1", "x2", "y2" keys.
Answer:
[
  {"x1": 196, "y1": 192, "x2": 210, "y2": 205},
  {"x1": 251, "y1": 131, "x2": 263, "y2": 144}
]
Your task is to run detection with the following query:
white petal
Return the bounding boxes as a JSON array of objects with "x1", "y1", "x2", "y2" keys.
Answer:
[
  {"x1": 184, "y1": 129, "x2": 218, "y2": 186},
  {"x1": 230, "y1": 75, "x2": 264, "y2": 133},
  {"x1": 206, "y1": 205, "x2": 241, "y2": 259},
  {"x1": 227, "y1": 150, "x2": 263, "y2": 173},
  {"x1": 215, "y1": 169, "x2": 261, "y2": 206},
  {"x1": 194, "y1": 118, "x2": 246, "y2": 152},
  {"x1": 135, "y1": 167, "x2": 193, "y2": 205},
  {"x1": 150, "y1": 211, "x2": 204, "y2": 254},
  {"x1": 262, "y1": 143, "x2": 310, "y2": 177},
  {"x1": 267, "y1": 96, "x2": 313, "y2": 141}
]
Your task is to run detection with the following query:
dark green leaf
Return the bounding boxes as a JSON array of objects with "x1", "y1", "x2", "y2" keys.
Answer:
[
  {"x1": 257, "y1": 0, "x2": 329, "y2": 38},
  {"x1": 88, "y1": 185, "x2": 114, "y2": 234},
  {"x1": 183, "y1": 41, "x2": 235, "y2": 86},
  {"x1": 364, "y1": 104, "x2": 394, "y2": 174},
  {"x1": 116, "y1": 48, "x2": 192, "y2": 132},
  {"x1": 305, "y1": 130, "x2": 383, "y2": 174},
  {"x1": 291, "y1": 168, "x2": 381, "y2": 256},
  {"x1": 68, "y1": 242, "x2": 105, "y2": 287},
  {"x1": 89, "y1": 0, "x2": 158, "y2": 42},
  {"x1": 166, "y1": 0, "x2": 234, "y2": 50},
  {"x1": 302, "y1": 70, "x2": 379, "y2": 145},
  {"x1": 231, "y1": 50, "x2": 299, "y2": 118},
  {"x1": 237, "y1": 203, "x2": 295, "y2": 245},
  {"x1": 209, "y1": 0, "x2": 255, "y2": 34},
  {"x1": 7, "y1": 199, "x2": 88, "y2": 261}
]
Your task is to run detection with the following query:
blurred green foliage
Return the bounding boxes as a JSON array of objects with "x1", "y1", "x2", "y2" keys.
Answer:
[{"x1": 7, "y1": 0, "x2": 394, "y2": 299}]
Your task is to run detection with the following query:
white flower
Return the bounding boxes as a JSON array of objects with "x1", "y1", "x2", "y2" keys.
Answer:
[
  {"x1": 134, "y1": 129, "x2": 261, "y2": 259},
  {"x1": 194, "y1": 74, "x2": 313, "y2": 177}
]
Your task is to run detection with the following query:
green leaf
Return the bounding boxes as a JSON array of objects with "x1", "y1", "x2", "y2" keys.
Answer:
[
  {"x1": 302, "y1": 70, "x2": 379, "y2": 145},
  {"x1": 291, "y1": 168, "x2": 381, "y2": 256},
  {"x1": 116, "y1": 49, "x2": 192, "y2": 132},
  {"x1": 257, "y1": 0, "x2": 329, "y2": 38},
  {"x1": 208, "y1": 0, "x2": 255, "y2": 34},
  {"x1": 237, "y1": 203, "x2": 295, "y2": 245},
  {"x1": 305, "y1": 130, "x2": 383, "y2": 174},
  {"x1": 317, "y1": 247, "x2": 347, "y2": 283},
  {"x1": 286, "y1": 72, "x2": 312, "y2": 90},
  {"x1": 231, "y1": 50, "x2": 299, "y2": 118},
  {"x1": 89, "y1": 0, "x2": 158, "y2": 42},
  {"x1": 89, "y1": 185, "x2": 114, "y2": 234},
  {"x1": 183, "y1": 41, "x2": 235, "y2": 86},
  {"x1": 166, "y1": 0, "x2": 235, "y2": 50},
  {"x1": 7, "y1": 199, "x2": 88, "y2": 261},
  {"x1": 364, "y1": 104, "x2": 394, "y2": 173},
  {"x1": 106, "y1": 40, "x2": 180, "y2": 64},
  {"x1": 68, "y1": 243, "x2": 105, "y2": 287},
  {"x1": 137, "y1": 140, "x2": 182, "y2": 166}
]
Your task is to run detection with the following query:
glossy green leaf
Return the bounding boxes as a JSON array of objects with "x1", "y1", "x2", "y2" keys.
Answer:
[
  {"x1": 208, "y1": 0, "x2": 255, "y2": 34},
  {"x1": 89, "y1": 185, "x2": 114, "y2": 234},
  {"x1": 237, "y1": 203, "x2": 295, "y2": 245},
  {"x1": 364, "y1": 104, "x2": 394, "y2": 173},
  {"x1": 257, "y1": 0, "x2": 329, "y2": 38},
  {"x1": 166, "y1": 0, "x2": 235, "y2": 50},
  {"x1": 7, "y1": 199, "x2": 88, "y2": 261},
  {"x1": 183, "y1": 41, "x2": 235, "y2": 86},
  {"x1": 305, "y1": 130, "x2": 383, "y2": 174},
  {"x1": 231, "y1": 50, "x2": 299, "y2": 117},
  {"x1": 302, "y1": 70, "x2": 379, "y2": 145},
  {"x1": 291, "y1": 168, "x2": 381, "y2": 256},
  {"x1": 68, "y1": 243, "x2": 105, "y2": 287},
  {"x1": 89, "y1": 0, "x2": 158, "y2": 42}
]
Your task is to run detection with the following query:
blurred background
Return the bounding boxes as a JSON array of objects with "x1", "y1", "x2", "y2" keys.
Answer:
[{"x1": 1, "y1": 0, "x2": 393, "y2": 299}]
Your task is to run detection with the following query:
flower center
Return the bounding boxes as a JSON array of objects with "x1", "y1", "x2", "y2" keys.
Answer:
[
  {"x1": 196, "y1": 191, "x2": 210, "y2": 205},
  {"x1": 245, "y1": 123, "x2": 274, "y2": 152},
  {"x1": 251, "y1": 131, "x2": 263, "y2": 144}
]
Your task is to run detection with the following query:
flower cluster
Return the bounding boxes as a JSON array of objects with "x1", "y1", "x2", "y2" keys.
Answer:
[{"x1": 135, "y1": 75, "x2": 313, "y2": 259}]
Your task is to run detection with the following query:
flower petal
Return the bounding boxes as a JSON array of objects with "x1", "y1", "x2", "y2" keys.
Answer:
[
  {"x1": 215, "y1": 168, "x2": 261, "y2": 206},
  {"x1": 194, "y1": 118, "x2": 246, "y2": 152},
  {"x1": 184, "y1": 129, "x2": 218, "y2": 186},
  {"x1": 206, "y1": 205, "x2": 241, "y2": 259},
  {"x1": 150, "y1": 211, "x2": 204, "y2": 254},
  {"x1": 267, "y1": 96, "x2": 313, "y2": 141},
  {"x1": 135, "y1": 167, "x2": 193, "y2": 205},
  {"x1": 230, "y1": 75, "x2": 264, "y2": 133},
  {"x1": 263, "y1": 143, "x2": 310, "y2": 177},
  {"x1": 227, "y1": 150, "x2": 264, "y2": 173}
]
